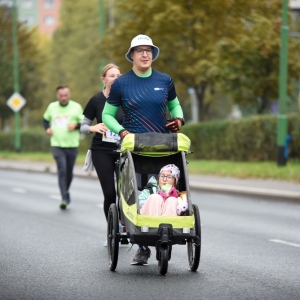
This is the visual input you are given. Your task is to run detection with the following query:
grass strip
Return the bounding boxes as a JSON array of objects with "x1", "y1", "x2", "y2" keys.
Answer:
[{"x1": 0, "y1": 151, "x2": 299, "y2": 182}]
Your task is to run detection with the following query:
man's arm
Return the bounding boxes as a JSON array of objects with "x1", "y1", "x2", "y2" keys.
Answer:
[
  {"x1": 166, "y1": 98, "x2": 185, "y2": 132},
  {"x1": 68, "y1": 105, "x2": 83, "y2": 131},
  {"x1": 43, "y1": 118, "x2": 50, "y2": 130},
  {"x1": 102, "y1": 102, "x2": 124, "y2": 134},
  {"x1": 43, "y1": 118, "x2": 52, "y2": 136},
  {"x1": 168, "y1": 97, "x2": 184, "y2": 119}
]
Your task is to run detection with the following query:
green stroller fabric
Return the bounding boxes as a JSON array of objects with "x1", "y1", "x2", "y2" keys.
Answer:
[{"x1": 121, "y1": 132, "x2": 191, "y2": 156}]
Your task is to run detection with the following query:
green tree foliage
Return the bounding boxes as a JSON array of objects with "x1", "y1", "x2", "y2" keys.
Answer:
[
  {"x1": 42, "y1": 0, "x2": 101, "y2": 110},
  {"x1": 0, "y1": 6, "x2": 13, "y2": 129},
  {"x1": 214, "y1": 2, "x2": 300, "y2": 114},
  {"x1": 99, "y1": 0, "x2": 300, "y2": 119},
  {"x1": 0, "y1": 6, "x2": 45, "y2": 130}
]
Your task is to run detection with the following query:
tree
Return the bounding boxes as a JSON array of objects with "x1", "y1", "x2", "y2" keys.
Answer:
[
  {"x1": 0, "y1": 6, "x2": 45, "y2": 130},
  {"x1": 99, "y1": 0, "x2": 300, "y2": 120},
  {"x1": 214, "y1": 3, "x2": 300, "y2": 114},
  {"x1": 41, "y1": 0, "x2": 101, "y2": 110}
]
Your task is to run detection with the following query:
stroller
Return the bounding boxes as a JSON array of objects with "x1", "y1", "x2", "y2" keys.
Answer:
[{"x1": 107, "y1": 132, "x2": 201, "y2": 275}]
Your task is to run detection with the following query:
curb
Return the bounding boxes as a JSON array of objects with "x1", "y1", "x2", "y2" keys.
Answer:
[
  {"x1": 1, "y1": 162, "x2": 299, "y2": 201},
  {"x1": 189, "y1": 181, "x2": 300, "y2": 200}
]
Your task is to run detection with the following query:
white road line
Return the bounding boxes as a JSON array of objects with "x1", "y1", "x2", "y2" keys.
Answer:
[
  {"x1": 269, "y1": 239, "x2": 300, "y2": 248},
  {"x1": 11, "y1": 188, "x2": 27, "y2": 193}
]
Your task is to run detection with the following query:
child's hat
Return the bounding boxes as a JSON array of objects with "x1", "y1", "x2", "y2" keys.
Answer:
[{"x1": 159, "y1": 164, "x2": 180, "y2": 184}]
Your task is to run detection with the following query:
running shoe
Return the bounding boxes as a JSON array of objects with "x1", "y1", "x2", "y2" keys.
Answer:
[
  {"x1": 131, "y1": 247, "x2": 151, "y2": 265},
  {"x1": 60, "y1": 201, "x2": 67, "y2": 210}
]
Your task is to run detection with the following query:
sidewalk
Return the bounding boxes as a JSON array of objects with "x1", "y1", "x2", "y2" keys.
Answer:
[{"x1": 0, "y1": 160, "x2": 299, "y2": 201}]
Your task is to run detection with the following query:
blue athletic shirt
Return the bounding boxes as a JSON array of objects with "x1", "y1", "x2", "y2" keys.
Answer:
[{"x1": 102, "y1": 68, "x2": 183, "y2": 134}]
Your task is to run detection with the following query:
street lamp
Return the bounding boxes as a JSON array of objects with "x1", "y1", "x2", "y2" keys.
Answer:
[{"x1": 277, "y1": 0, "x2": 289, "y2": 166}]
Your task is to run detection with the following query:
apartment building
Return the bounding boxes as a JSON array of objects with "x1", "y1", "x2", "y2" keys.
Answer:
[
  {"x1": 290, "y1": 0, "x2": 300, "y2": 10},
  {"x1": 0, "y1": 0, "x2": 62, "y2": 35},
  {"x1": 38, "y1": 0, "x2": 62, "y2": 35}
]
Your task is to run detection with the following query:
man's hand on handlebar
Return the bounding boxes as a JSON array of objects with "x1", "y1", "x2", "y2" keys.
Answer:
[
  {"x1": 119, "y1": 129, "x2": 131, "y2": 140},
  {"x1": 165, "y1": 118, "x2": 184, "y2": 133}
]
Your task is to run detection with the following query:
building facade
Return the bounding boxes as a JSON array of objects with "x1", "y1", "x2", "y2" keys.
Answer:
[
  {"x1": 0, "y1": 0, "x2": 62, "y2": 35},
  {"x1": 37, "y1": 0, "x2": 61, "y2": 35}
]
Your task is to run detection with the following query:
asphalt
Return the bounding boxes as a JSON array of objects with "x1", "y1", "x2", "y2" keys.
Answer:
[{"x1": 0, "y1": 159, "x2": 299, "y2": 201}]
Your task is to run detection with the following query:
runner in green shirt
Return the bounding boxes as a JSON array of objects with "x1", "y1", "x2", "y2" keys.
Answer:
[{"x1": 43, "y1": 85, "x2": 83, "y2": 210}]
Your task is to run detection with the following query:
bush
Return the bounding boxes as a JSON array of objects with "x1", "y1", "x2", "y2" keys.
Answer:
[
  {"x1": 0, "y1": 127, "x2": 92, "y2": 153},
  {"x1": 181, "y1": 113, "x2": 300, "y2": 161},
  {"x1": 1, "y1": 113, "x2": 299, "y2": 161}
]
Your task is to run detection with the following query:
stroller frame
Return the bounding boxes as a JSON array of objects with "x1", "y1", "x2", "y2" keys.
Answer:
[{"x1": 107, "y1": 133, "x2": 201, "y2": 275}]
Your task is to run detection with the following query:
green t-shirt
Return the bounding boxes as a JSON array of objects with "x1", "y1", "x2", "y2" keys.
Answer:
[{"x1": 43, "y1": 100, "x2": 83, "y2": 147}]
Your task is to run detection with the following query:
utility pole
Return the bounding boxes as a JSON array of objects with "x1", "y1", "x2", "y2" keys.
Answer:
[
  {"x1": 277, "y1": 0, "x2": 289, "y2": 166},
  {"x1": 188, "y1": 88, "x2": 199, "y2": 124},
  {"x1": 109, "y1": 0, "x2": 114, "y2": 28},
  {"x1": 12, "y1": 0, "x2": 21, "y2": 152},
  {"x1": 99, "y1": 0, "x2": 105, "y2": 89}
]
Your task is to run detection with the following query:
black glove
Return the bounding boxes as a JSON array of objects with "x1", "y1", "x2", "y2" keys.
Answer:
[{"x1": 165, "y1": 118, "x2": 184, "y2": 133}]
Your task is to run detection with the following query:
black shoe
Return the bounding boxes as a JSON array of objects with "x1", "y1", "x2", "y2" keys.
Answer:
[
  {"x1": 131, "y1": 247, "x2": 151, "y2": 265},
  {"x1": 60, "y1": 201, "x2": 67, "y2": 210}
]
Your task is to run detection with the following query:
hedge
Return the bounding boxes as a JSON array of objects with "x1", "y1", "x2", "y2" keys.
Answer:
[
  {"x1": 0, "y1": 113, "x2": 299, "y2": 162},
  {"x1": 0, "y1": 127, "x2": 92, "y2": 154},
  {"x1": 180, "y1": 112, "x2": 300, "y2": 161}
]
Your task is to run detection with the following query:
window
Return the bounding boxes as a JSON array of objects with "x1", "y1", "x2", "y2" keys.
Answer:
[
  {"x1": 44, "y1": 15, "x2": 55, "y2": 26},
  {"x1": 0, "y1": 0, "x2": 13, "y2": 7},
  {"x1": 44, "y1": 0, "x2": 54, "y2": 9},
  {"x1": 22, "y1": 0, "x2": 33, "y2": 8},
  {"x1": 22, "y1": 15, "x2": 34, "y2": 26}
]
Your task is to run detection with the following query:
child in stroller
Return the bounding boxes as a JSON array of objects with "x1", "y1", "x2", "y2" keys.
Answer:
[
  {"x1": 132, "y1": 164, "x2": 188, "y2": 265},
  {"x1": 139, "y1": 164, "x2": 187, "y2": 217}
]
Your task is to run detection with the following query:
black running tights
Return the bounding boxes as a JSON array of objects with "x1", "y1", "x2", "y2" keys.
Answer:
[{"x1": 92, "y1": 151, "x2": 119, "y2": 221}]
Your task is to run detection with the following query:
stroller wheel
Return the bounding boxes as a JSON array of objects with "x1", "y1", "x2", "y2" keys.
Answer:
[
  {"x1": 158, "y1": 246, "x2": 169, "y2": 276},
  {"x1": 187, "y1": 204, "x2": 201, "y2": 271},
  {"x1": 107, "y1": 204, "x2": 119, "y2": 271}
]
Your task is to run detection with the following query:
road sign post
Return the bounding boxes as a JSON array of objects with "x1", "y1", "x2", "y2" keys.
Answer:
[
  {"x1": 11, "y1": 0, "x2": 22, "y2": 152},
  {"x1": 6, "y1": 92, "x2": 26, "y2": 151}
]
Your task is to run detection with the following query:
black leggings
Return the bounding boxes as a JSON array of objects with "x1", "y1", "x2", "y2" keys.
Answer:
[
  {"x1": 51, "y1": 147, "x2": 78, "y2": 202},
  {"x1": 92, "y1": 151, "x2": 119, "y2": 221}
]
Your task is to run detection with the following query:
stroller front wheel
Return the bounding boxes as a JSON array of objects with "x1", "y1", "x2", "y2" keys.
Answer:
[
  {"x1": 107, "y1": 204, "x2": 119, "y2": 271},
  {"x1": 158, "y1": 246, "x2": 169, "y2": 276}
]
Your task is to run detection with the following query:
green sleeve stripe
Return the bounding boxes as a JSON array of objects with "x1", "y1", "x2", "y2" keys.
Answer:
[
  {"x1": 102, "y1": 102, "x2": 124, "y2": 134},
  {"x1": 168, "y1": 97, "x2": 183, "y2": 118}
]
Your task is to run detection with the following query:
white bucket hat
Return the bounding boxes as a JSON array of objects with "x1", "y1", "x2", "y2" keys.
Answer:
[{"x1": 125, "y1": 34, "x2": 160, "y2": 62}]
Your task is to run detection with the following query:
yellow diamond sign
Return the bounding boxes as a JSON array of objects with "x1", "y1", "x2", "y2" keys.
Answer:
[{"x1": 7, "y1": 92, "x2": 26, "y2": 112}]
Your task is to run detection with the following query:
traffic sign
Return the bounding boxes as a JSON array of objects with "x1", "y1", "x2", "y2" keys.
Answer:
[{"x1": 6, "y1": 92, "x2": 26, "y2": 112}]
